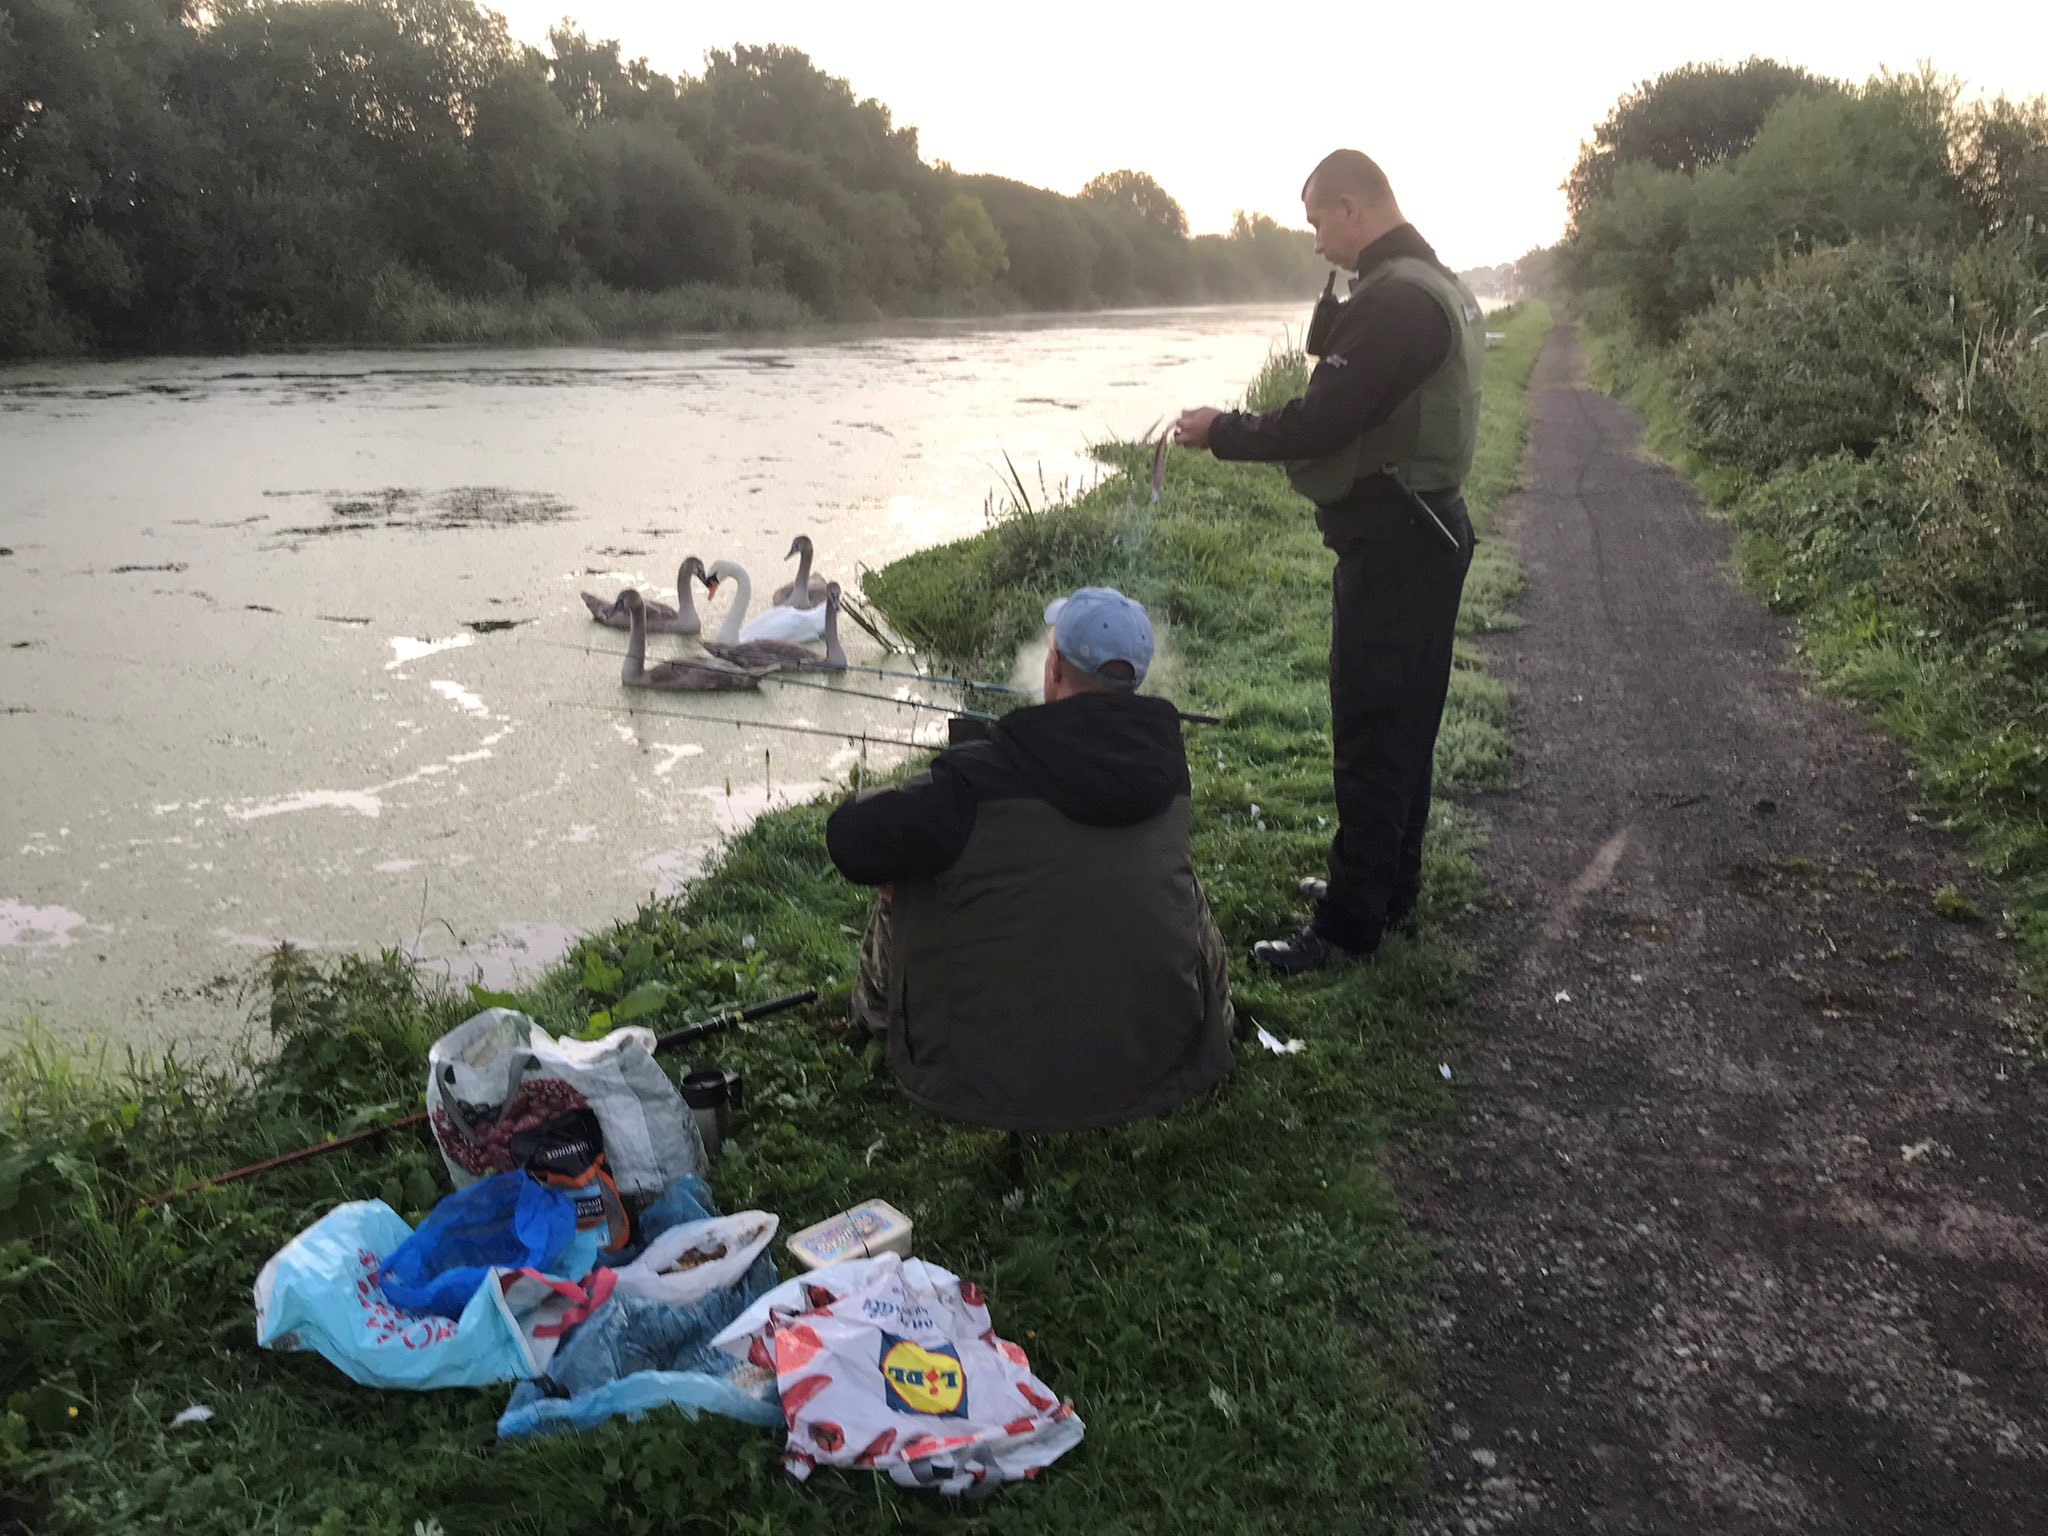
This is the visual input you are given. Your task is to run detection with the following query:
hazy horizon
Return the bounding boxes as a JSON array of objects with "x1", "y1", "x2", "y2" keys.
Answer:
[{"x1": 488, "y1": 0, "x2": 2048, "y2": 271}]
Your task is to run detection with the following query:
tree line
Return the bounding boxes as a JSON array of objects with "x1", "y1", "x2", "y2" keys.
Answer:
[{"x1": 0, "y1": 0, "x2": 1327, "y2": 357}]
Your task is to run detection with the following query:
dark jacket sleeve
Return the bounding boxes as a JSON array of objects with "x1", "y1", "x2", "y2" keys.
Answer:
[
  {"x1": 1208, "y1": 279, "x2": 1453, "y2": 463},
  {"x1": 825, "y1": 760, "x2": 978, "y2": 885}
]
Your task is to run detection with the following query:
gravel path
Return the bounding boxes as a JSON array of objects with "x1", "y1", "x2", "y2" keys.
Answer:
[{"x1": 1416, "y1": 322, "x2": 2048, "y2": 1535}]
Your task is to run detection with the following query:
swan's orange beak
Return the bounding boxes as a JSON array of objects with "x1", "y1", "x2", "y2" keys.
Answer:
[{"x1": 705, "y1": 578, "x2": 720, "y2": 599}]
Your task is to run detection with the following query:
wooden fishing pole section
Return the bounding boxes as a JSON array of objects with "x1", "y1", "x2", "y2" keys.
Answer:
[{"x1": 138, "y1": 988, "x2": 818, "y2": 1208}]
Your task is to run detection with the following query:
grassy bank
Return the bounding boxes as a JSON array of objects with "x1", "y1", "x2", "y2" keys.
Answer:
[
  {"x1": 1583, "y1": 320, "x2": 2048, "y2": 982},
  {"x1": 0, "y1": 302, "x2": 1552, "y2": 1535}
]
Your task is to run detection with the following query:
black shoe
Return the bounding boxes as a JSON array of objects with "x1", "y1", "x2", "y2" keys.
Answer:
[
  {"x1": 1250, "y1": 926, "x2": 1364, "y2": 975},
  {"x1": 1295, "y1": 878, "x2": 1420, "y2": 941}
]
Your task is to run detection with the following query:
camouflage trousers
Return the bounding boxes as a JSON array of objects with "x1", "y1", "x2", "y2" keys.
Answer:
[{"x1": 848, "y1": 894, "x2": 893, "y2": 1038}]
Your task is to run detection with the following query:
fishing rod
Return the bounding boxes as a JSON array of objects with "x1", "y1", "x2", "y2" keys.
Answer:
[
  {"x1": 521, "y1": 636, "x2": 939, "y2": 707},
  {"x1": 521, "y1": 633, "x2": 1033, "y2": 698},
  {"x1": 524, "y1": 637, "x2": 1222, "y2": 723},
  {"x1": 830, "y1": 661, "x2": 1032, "y2": 696},
  {"x1": 759, "y1": 669, "x2": 998, "y2": 721},
  {"x1": 538, "y1": 638, "x2": 1224, "y2": 731},
  {"x1": 519, "y1": 635, "x2": 994, "y2": 716},
  {"x1": 562, "y1": 693, "x2": 1218, "y2": 744},
  {"x1": 139, "y1": 988, "x2": 819, "y2": 1208},
  {"x1": 551, "y1": 698, "x2": 934, "y2": 752}
]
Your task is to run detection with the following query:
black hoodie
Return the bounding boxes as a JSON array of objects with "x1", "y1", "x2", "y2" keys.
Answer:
[
  {"x1": 826, "y1": 692, "x2": 1190, "y2": 883},
  {"x1": 825, "y1": 690, "x2": 1233, "y2": 1133}
]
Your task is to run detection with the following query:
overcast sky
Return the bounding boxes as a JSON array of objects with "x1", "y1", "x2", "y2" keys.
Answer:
[{"x1": 489, "y1": 0, "x2": 2048, "y2": 269}]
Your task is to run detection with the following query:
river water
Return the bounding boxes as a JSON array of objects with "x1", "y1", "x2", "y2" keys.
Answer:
[{"x1": 1, "y1": 301, "x2": 1302, "y2": 1052}]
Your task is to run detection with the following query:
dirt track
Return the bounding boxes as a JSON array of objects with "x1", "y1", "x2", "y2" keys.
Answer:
[{"x1": 1416, "y1": 324, "x2": 2048, "y2": 1535}]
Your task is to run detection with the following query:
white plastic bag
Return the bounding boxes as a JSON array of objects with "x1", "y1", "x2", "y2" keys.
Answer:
[
  {"x1": 712, "y1": 1253, "x2": 1084, "y2": 1495},
  {"x1": 426, "y1": 1009, "x2": 704, "y2": 1200},
  {"x1": 610, "y1": 1212, "x2": 779, "y2": 1309}
]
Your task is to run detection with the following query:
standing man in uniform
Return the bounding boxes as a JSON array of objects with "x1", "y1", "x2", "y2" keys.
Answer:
[{"x1": 1173, "y1": 149, "x2": 1486, "y2": 974}]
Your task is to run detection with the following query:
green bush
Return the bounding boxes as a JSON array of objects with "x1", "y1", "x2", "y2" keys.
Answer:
[
  {"x1": 1564, "y1": 57, "x2": 1836, "y2": 228},
  {"x1": 1564, "y1": 162, "x2": 1703, "y2": 342},
  {"x1": 1895, "y1": 261, "x2": 2048, "y2": 658},
  {"x1": 1656, "y1": 230, "x2": 2048, "y2": 698},
  {"x1": 1569, "y1": 70, "x2": 1976, "y2": 344},
  {"x1": 1676, "y1": 74, "x2": 1966, "y2": 299},
  {"x1": 1673, "y1": 239, "x2": 1956, "y2": 478},
  {"x1": 1732, "y1": 450, "x2": 1925, "y2": 609},
  {"x1": 1953, "y1": 95, "x2": 2048, "y2": 232}
]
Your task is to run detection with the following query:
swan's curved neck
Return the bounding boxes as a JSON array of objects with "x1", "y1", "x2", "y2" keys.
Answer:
[
  {"x1": 823, "y1": 600, "x2": 845, "y2": 668},
  {"x1": 793, "y1": 543, "x2": 814, "y2": 593},
  {"x1": 674, "y1": 564, "x2": 700, "y2": 628},
  {"x1": 715, "y1": 567, "x2": 751, "y2": 644},
  {"x1": 622, "y1": 602, "x2": 647, "y2": 684}
]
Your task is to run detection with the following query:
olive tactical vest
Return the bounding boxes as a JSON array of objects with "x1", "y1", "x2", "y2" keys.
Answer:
[{"x1": 1285, "y1": 256, "x2": 1487, "y2": 506}]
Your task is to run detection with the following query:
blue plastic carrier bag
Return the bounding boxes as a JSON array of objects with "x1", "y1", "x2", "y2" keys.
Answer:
[
  {"x1": 377, "y1": 1172, "x2": 588, "y2": 1318},
  {"x1": 254, "y1": 1191, "x2": 610, "y2": 1391}
]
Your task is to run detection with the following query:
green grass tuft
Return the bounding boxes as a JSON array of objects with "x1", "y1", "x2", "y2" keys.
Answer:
[{"x1": 1934, "y1": 885, "x2": 1985, "y2": 923}]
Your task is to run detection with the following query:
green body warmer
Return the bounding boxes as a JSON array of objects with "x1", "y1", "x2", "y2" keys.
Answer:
[{"x1": 1285, "y1": 256, "x2": 1487, "y2": 506}]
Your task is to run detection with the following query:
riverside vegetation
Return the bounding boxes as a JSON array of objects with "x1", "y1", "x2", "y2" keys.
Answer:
[
  {"x1": 1559, "y1": 60, "x2": 2048, "y2": 980},
  {"x1": 0, "y1": 304, "x2": 1551, "y2": 1533},
  {"x1": 0, "y1": 0, "x2": 1325, "y2": 357}
]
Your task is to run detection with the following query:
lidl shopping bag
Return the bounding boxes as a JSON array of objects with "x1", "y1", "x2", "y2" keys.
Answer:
[
  {"x1": 711, "y1": 1254, "x2": 1084, "y2": 1495},
  {"x1": 254, "y1": 1198, "x2": 613, "y2": 1390},
  {"x1": 427, "y1": 1009, "x2": 704, "y2": 1202}
]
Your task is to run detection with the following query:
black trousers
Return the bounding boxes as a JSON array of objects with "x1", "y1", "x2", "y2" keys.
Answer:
[{"x1": 1313, "y1": 495, "x2": 1475, "y2": 951}]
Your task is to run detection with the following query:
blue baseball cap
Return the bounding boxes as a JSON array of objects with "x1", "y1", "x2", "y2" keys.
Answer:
[{"x1": 1043, "y1": 586, "x2": 1154, "y2": 690}]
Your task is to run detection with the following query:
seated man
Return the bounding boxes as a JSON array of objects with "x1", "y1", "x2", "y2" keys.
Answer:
[{"x1": 826, "y1": 586, "x2": 1235, "y2": 1133}]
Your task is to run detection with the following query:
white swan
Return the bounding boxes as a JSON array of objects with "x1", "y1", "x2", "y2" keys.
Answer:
[
  {"x1": 705, "y1": 559, "x2": 829, "y2": 646},
  {"x1": 703, "y1": 582, "x2": 846, "y2": 671},
  {"x1": 771, "y1": 535, "x2": 832, "y2": 611}
]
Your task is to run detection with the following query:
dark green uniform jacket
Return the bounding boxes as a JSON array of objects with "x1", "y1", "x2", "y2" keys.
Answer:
[
  {"x1": 826, "y1": 693, "x2": 1235, "y2": 1132},
  {"x1": 1210, "y1": 223, "x2": 1485, "y2": 552}
]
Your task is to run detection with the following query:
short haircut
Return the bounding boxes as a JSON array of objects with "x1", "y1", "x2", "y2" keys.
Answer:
[
  {"x1": 1303, "y1": 150, "x2": 1393, "y2": 206},
  {"x1": 1056, "y1": 651, "x2": 1137, "y2": 691}
]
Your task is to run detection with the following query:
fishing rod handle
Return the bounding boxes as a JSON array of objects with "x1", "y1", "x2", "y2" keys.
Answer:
[
  {"x1": 736, "y1": 986, "x2": 819, "y2": 1021},
  {"x1": 652, "y1": 987, "x2": 818, "y2": 1054},
  {"x1": 139, "y1": 1110, "x2": 431, "y2": 1206}
]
